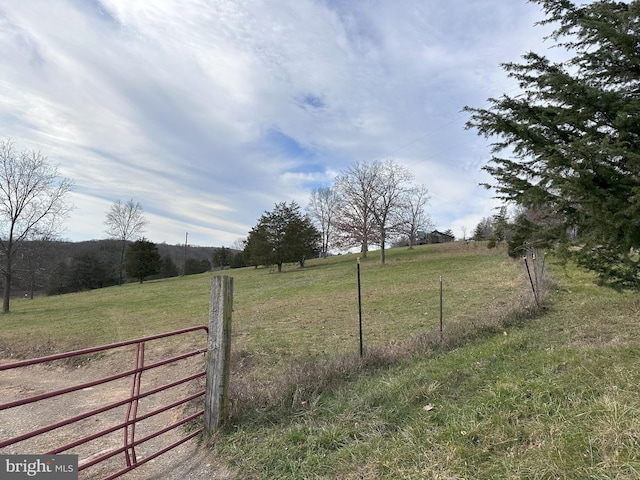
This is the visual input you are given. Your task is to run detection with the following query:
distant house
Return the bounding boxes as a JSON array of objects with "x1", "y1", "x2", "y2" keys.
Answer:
[
  {"x1": 416, "y1": 230, "x2": 455, "y2": 245},
  {"x1": 428, "y1": 230, "x2": 455, "y2": 244}
]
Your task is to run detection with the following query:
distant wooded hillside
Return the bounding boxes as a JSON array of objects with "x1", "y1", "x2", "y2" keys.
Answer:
[{"x1": 3, "y1": 239, "x2": 238, "y2": 298}]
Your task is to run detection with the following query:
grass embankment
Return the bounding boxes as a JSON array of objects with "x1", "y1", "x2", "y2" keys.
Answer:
[
  {"x1": 2, "y1": 243, "x2": 639, "y2": 478},
  {"x1": 217, "y1": 254, "x2": 640, "y2": 479}
]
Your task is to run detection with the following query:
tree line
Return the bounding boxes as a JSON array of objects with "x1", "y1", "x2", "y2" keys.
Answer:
[
  {"x1": 243, "y1": 159, "x2": 434, "y2": 270},
  {"x1": 8, "y1": 238, "x2": 242, "y2": 298}
]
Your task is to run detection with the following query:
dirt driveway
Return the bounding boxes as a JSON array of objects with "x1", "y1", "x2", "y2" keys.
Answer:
[{"x1": 0, "y1": 342, "x2": 234, "y2": 480}]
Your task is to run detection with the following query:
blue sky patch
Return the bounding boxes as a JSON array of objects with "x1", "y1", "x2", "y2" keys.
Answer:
[
  {"x1": 266, "y1": 128, "x2": 317, "y2": 160},
  {"x1": 299, "y1": 93, "x2": 326, "y2": 110}
]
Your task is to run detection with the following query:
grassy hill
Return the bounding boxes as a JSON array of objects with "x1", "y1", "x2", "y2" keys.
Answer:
[{"x1": 2, "y1": 242, "x2": 639, "y2": 478}]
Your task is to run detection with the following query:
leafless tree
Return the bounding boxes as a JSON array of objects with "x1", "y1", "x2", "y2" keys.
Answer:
[
  {"x1": 333, "y1": 161, "x2": 380, "y2": 258},
  {"x1": 333, "y1": 159, "x2": 415, "y2": 264},
  {"x1": 231, "y1": 238, "x2": 246, "y2": 252},
  {"x1": 370, "y1": 160, "x2": 413, "y2": 264},
  {"x1": 0, "y1": 139, "x2": 73, "y2": 313},
  {"x1": 395, "y1": 184, "x2": 432, "y2": 249},
  {"x1": 307, "y1": 186, "x2": 339, "y2": 258},
  {"x1": 104, "y1": 198, "x2": 148, "y2": 285}
]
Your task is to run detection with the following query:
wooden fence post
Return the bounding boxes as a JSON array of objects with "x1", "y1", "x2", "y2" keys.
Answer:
[{"x1": 204, "y1": 275, "x2": 233, "y2": 435}]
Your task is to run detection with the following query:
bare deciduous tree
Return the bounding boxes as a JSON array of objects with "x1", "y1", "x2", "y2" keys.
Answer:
[
  {"x1": 307, "y1": 186, "x2": 339, "y2": 258},
  {"x1": 0, "y1": 139, "x2": 73, "y2": 313},
  {"x1": 104, "y1": 198, "x2": 148, "y2": 285},
  {"x1": 395, "y1": 184, "x2": 432, "y2": 249},
  {"x1": 333, "y1": 161, "x2": 380, "y2": 258},
  {"x1": 334, "y1": 159, "x2": 414, "y2": 264},
  {"x1": 370, "y1": 159, "x2": 413, "y2": 264}
]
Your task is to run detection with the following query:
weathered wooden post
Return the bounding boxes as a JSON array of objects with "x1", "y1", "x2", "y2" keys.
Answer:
[{"x1": 204, "y1": 275, "x2": 233, "y2": 435}]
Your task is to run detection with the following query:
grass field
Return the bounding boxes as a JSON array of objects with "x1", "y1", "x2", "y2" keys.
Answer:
[
  {"x1": 2, "y1": 242, "x2": 639, "y2": 478},
  {"x1": 2, "y1": 242, "x2": 521, "y2": 361}
]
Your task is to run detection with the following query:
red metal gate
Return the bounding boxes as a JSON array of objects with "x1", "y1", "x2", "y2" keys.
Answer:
[{"x1": 0, "y1": 326, "x2": 208, "y2": 479}]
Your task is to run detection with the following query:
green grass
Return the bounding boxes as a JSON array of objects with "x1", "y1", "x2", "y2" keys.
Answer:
[
  {"x1": 3, "y1": 242, "x2": 519, "y2": 364},
  {"x1": 3, "y1": 242, "x2": 639, "y2": 478},
  {"x1": 215, "y1": 253, "x2": 640, "y2": 479},
  {"x1": 0, "y1": 275, "x2": 213, "y2": 356}
]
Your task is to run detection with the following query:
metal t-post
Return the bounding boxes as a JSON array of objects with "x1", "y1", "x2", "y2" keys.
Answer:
[{"x1": 357, "y1": 258, "x2": 363, "y2": 358}]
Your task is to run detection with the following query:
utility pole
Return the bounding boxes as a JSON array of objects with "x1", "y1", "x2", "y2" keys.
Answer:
[{"x1": 181, "y1": 232, "x2": 188, "y2": 276}]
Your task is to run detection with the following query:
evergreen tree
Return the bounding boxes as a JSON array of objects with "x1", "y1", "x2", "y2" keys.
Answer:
[
  {"x1": 286, "y1": 209, "x2": 321, "y2": 268},
  {"x1": 183, "y1": 257, "x2": 211, "y2": 275},
  {"x1": 491, "y1": 206, "x2": 511, "y2": 246},
  {"x1": 46, "y1": 262, "x2": 74, "y2": 296},
  {"x1": 465, "y1": 0, "x2": 640, "y2": 288},
  {"x1": 244, "y1": 221, "x2": 273, "y2": 269},
  {"x1": 123, "y1": 238, "x2": 161, "y2": 283},
  {"x1": 230, "y1": 251, "x2": 246, "y2": 269},
  {"x1": 72, "y1": 252, "x2": 114, "y2": 290},
  {"x1": 472, "y1": 217, "x2": 494, "y2": 241},
  {"x1": 159, "y1": 255, "x2": 179, "y2": 278},
  {"x1": 244, "y1": 202, "x2": 320, "y2": 272},
  {"x1": 212, "y1": 247, "x2": 233, "y2": 269}
]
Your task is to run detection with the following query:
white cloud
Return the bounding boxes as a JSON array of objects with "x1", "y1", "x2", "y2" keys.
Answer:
[{"x1": 0, "y1": 0, "x2": 557, "y2": 246}]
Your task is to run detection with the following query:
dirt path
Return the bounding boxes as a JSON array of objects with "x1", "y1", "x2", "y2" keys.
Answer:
[{"x1": 0, "y1": 346, "x2": 235, "y2": 480}]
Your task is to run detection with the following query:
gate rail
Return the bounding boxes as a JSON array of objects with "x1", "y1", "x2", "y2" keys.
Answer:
[{"x1": 0, "y1": 325, "x2": 209, "y2": 480}]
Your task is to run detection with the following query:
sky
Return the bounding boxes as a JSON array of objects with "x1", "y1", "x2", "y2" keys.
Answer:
[{"x1": 0, "y1": 0, "x2": 563, "y2": 247}]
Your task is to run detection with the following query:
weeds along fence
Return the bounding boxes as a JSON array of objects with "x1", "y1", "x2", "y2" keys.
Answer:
[
  {"x1": 221, "y1": 251, "x2": 548, "y2": 418},
  {"x1": 357, "y1": 255, "x2": 546, "y2": 352}
]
